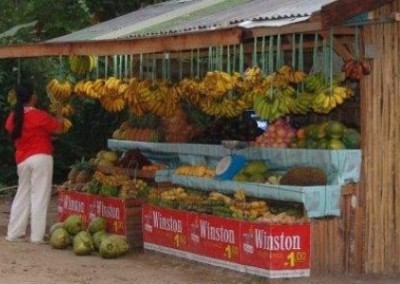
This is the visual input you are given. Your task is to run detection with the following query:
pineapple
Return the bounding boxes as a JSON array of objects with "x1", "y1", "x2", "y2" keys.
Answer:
[
  {"x1": 67, "y1": 164, "x2": 81, "y2": 183},
  {"x1": 68, "y1": 160, "x2": 94, "y2": 184},
  {"x1": 75, "y1": 161, "x2": 94, "y2": 184}
]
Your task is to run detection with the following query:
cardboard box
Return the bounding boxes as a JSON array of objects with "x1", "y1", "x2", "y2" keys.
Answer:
[
  {"x1": 241, "y1": 222, "x2": 311, "y2": 278},
  {"x1": 188, "y1": 213, "x2": 241, "y2": 265},
  {"x1": 143, "y1": 204, "x2": 190, "y2": 253},
  {"x1": 57, "y1": 190, "x2": 144, "y2": 248},
  {"x1": 57, "y1": 190, "x2": 89, "y2": 224},
  {"x1": 142, "y1": 204, "x2": 311, "y2": 279}
]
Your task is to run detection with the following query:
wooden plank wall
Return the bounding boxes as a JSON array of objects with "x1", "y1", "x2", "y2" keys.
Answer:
[
  {"x1": 311, "y1": 183, "x2": 363, "y2": 274},
  {"x1": 360, "y1": 0, "x2": 400, "y2": 273}
]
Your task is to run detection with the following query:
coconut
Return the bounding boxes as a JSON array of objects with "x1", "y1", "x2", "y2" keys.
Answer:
[
  {"x1": 64, "y1": 215, "x2": 85, "y2": 236},
  {"x1": 99, "y1": 234, "x2": 129, "y2": 259},
  {"x1": 49, "y1": 222, "x2": 64, "y2": 235},
  {"x1": 93, "y1": 230, "x2": 108, "y2": 251},
  {"x1": 88, "y1": 217, "x2": 107, "y2": 235},
  {"x1": 73, "y1": 231, "x2": 94, "y2": 256},
  {"x1": 50, "y1": 228, "x2": 71, "y2": 249}
]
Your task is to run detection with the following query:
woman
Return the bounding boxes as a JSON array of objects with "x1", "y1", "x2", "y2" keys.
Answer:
[{"x1": 4, "y1": 83, "x2": 64, "y2": 244}]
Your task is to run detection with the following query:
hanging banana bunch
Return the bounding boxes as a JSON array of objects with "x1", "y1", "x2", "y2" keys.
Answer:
[
  {"x1": 46, "y1": 90, "x2": 74, "y2": 134},
  {"x1": 99, "y1": 77, "x2": 127, "y2": 112},
  {"x1": 312, "y1": 86, "x2": 353, "y2": 114},
  {"x1": 253, "y1": 81, "x2": 295, "y2": 122},
  {"x1": 7, "y1": 88, "x2": 17, "y2": 106},
  {"x1": 68, "y1": 55, "x2": 97, "y2": 75},
  {"x1": 198, "y1": 71, "x2": 236, "y2": 99},
  {"x1": 243, "y1": 66, "x2": 263, "y2": 87},
  {"x1": 46, "y1": 79, "x2": 73, "y2": 101},
  {"x1": 302, "y1": 73, "x2": 354, "y2": 114},
  {"x1": 141, "y1": 80, "x2": 180, "y2": 118},
  {"x1": 290, "y1": 92, "x2": 314, "y2": 115},
  {"x1": 199, "y1": 97, "x2": 247, "y2": 118},
  {"x1": 124, "y1": 78, "x2": 153, "y2": 117},
  {"x1": 176, "y1": 78, "x2": 202, "y2": 105},
  {"x1": 276, "y1": 65, "x2": 306, "y2": 85}
]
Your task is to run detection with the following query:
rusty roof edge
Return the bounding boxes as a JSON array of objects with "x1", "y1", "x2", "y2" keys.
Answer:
[{"x1": 0, "y1": 26, "x2": 245, "y2": 58}]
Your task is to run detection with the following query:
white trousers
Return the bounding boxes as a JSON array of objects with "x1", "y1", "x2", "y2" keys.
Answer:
[{"x1": 7, "y1": 154, "x2": 53, "y2": 242}]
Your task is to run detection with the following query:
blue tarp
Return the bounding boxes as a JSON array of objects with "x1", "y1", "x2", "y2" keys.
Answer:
[{"x1": 108, "y1": 140, "x2": 362, "y2": 218}]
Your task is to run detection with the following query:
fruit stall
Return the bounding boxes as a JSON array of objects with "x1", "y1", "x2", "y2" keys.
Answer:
[{"x1": 1, "y1": 0, "x2": 400, "y2": 277}]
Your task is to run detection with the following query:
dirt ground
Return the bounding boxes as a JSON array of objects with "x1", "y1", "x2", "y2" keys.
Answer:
[{"x1": 0, "y1": 195, "x2": 399, "y2": 284}]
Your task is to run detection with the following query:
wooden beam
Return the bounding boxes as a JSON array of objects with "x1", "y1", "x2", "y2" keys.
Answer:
[
  {"x1": 246, "y1": 21, "x2": 323, "y2": 38},
  {"x1": 320, "y1": 0, "x2": 394, "y2": 28},
  {"x1": 0, "y1": 27, "x2": 243, "y2": 59},
  {"x1": 246, "y1": 21, "x2": 354, "y2": 39}
]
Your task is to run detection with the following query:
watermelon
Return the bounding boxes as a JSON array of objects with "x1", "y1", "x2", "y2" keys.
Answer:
[{"x1": 342, "y1": 128, "x2": 361, "y2": 149}]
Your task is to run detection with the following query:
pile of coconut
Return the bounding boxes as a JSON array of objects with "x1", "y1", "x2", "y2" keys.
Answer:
[{"x1": 49, "y1": 215, "x2": 129, "y2": 258}]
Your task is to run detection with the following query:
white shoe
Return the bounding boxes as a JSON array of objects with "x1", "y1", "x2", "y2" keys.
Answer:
[{"x1": 5, "y1": 236, "x2": 26, "y2": 242}]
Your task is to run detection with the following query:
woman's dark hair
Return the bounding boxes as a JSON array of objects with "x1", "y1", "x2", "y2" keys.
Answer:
[{"x1": 10, "y1": 83, "x2": 35, "y2": 141}]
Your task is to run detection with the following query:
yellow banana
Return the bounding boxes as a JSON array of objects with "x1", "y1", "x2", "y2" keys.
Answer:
[{"x1": 323, "y1": 96, "x2": 331, "y2": 109}]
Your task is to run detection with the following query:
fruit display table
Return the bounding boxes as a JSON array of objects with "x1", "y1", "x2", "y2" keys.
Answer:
[{"x1": 108, "y1": 140, "x2": 362, "y2": 218}]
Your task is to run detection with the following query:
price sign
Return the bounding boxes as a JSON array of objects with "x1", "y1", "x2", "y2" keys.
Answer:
[
  {"x1": 113, "y1": 220, "x2": 124, "y2": 233},
  {"x1": 240, "y1": 221, "x2": 310, "y2": 277},
  {"x1": 174, "y1": 233, "x2": 187, "y2": 248},
  {"x1": 285, "y1": 251, "x2": 308, "y2": 267}
]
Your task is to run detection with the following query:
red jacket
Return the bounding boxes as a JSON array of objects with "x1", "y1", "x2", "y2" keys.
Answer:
[{"x1": 5, "y1": 107, "x2": 61, "y2": 164}]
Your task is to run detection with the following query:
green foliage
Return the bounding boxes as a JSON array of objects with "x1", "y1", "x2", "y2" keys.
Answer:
[{"x1": 0, "y1": 0, "x2": 152, "y2": 185}]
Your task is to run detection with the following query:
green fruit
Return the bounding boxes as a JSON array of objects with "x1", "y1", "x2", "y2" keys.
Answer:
[
  {"x1": 88, "y1": 217, "x2": 107, "y2": 235},
  {"x1": 248, "y1": 174, "x2": 266, "y2": 183},
  {"x1": 64, "y1": 215, "x2": 84, "y2": 236},
  {"x1": 99, "y1": 184, "x2": 119, "y2": 197},
  {"x1": 49, "y1": 222, "x2": 64, "y2": 235},
  {"x1": 305, "y1": 124, "x2": 318, "y2": 139},
  {"x1": 342, "y1": 128, "x2": 361, "y2": 149},
  {"x1": 317, "y1": 139, "x2": 328, "y2": 149},
  {"x1": 50, "y1": 228, "x2": 71, "y2": 249},
  {"x1": 316, "y1": 122, "x2": 328, "y2": 139},
  {"x1": 93, "y1": 230, "x2": 108, "y2": 251},
  {"x1": 327, "y1": 139, "x2": 346, "y2": 150},
  {"x1": 73, "y1": 231, "x2": 95, "y2": 256},
  {"x1": 233, "y1": 173, "x2": 249, "y2": 182},
  {"x1": 326, "y1": 121, "x2": 345, "y2": 139},
  {"x1": 99, "y1": 234, "x2": 130, "y2": 259},
  {"x1": 242, "y1": 160, "x2": 268, "y2": 175}
]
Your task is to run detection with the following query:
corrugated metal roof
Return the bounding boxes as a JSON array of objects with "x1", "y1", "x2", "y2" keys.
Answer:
[{"x1": 49, "y1": 0, "x2": 337, "y2": 43}]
